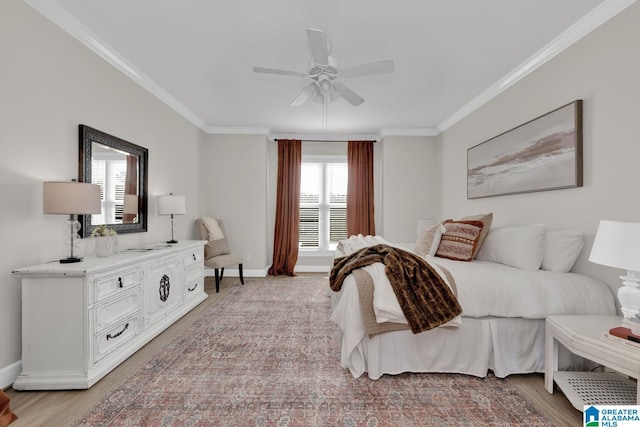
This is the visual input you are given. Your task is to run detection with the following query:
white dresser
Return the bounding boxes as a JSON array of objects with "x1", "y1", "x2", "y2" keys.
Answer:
[{"x1": 12, "y1": 240, "x2": 207, "y2": 390}]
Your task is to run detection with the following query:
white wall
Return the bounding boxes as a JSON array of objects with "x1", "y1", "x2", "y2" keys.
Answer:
[
  {"x1": 439, "y1": 1, "x2": 640, "y2": 297},
  {"x1": 380, "y1": 136, "x2": 440, "y2": 243},
  {"x1": 0, "y1": 1, "x2": 204, "y2": 386},
  {"x1": 200, "y1": 134, "x2": 270, "y2": 275}
]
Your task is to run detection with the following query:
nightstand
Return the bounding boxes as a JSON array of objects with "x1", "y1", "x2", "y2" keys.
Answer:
[{"x1": 545, "y1": 315, "x2": 640, "y2": 410}]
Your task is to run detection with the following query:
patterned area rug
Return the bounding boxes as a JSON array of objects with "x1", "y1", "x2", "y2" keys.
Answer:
[{"x1": 73, "y1": 274, "x2": 553, "y2": 426}]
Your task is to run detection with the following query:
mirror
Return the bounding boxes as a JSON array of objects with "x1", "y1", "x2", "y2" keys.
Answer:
[{"x1": 78, "y1": 124, "x2": 148, "y2": 238}]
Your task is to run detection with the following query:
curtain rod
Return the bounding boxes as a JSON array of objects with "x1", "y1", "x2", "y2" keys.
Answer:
[
  {"x1": 269, "y1": 133, "x2": 380, "y2": 143},
  {"x1": 274, "y1": 139, "x2": 377, "y2": 143}
]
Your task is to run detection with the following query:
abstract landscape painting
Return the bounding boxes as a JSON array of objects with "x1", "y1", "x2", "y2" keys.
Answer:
[{"x1": 467, "y1": 100, "x2": 582, "y2": 199}]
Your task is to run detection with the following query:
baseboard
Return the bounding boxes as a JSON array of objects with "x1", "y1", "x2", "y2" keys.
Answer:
[
  {"x1": 295, "y1": 265, "x2": 330, "y2": 273},
  {"x1": 0, "y1": 360, "x2": 21, "y2": 390},
  {"x1": 204, "y1": 267, "x2": 269, "y2": 278}
]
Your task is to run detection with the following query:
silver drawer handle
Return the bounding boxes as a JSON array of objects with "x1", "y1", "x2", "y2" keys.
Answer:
[
  {"x1": 106, "y1": 323, "x2": 129, "y2": 341},
  {"x1": 188, "y1": 282, "x2": 199, "y2": 292}
]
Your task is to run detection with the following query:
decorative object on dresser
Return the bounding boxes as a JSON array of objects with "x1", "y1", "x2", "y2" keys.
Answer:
[
  {"x1": 79, "y1": 124, "x2": 148, "y2": 238},
  {"x1": 157, "y1": 193, "x2": 186, "y2": 244},
  {"x1": 43, "y1": 180, "x2": 101, "y2": 263},
  {"x1": 90, "y1": 225, "x2": 118, "y2": 258},
  {"x1": 11, "y1": 240, "x2": 207, "y2": 390},
  {"x1": 589, "y1": 220, "x2": 640, "y2": 334},
  {"x1": 467, "y1": 99, "x2": 583, "y2": 199},
  {"x1": 195, "y1": 218, "x2": 244, "y2": 293}
]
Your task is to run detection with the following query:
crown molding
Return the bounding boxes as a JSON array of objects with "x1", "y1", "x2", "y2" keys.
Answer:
[
  {"x1": 24, "y1": 0, "x2": 208, "y2": 131},
  {"x1": 379, "y1": 128, "x2": 439, "y2": 137},
  {"x1": 27, "y1": 0, "x2": 636, "y2": 137},
  {"x1": 436, "y1": 0, "x2": 637, "y2": 134},
  {"x1": 204, "y1": 126, "x2": 271, "y2": 135}
]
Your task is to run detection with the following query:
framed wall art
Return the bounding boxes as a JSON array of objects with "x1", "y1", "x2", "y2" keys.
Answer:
[{"x1": 467, "y1": 100, "x2": 583, "y2": 199}]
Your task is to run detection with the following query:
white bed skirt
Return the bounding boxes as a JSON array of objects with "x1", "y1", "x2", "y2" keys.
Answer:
[{"x1": 340, "y1": 316, "x2": 581, "y2": 379}]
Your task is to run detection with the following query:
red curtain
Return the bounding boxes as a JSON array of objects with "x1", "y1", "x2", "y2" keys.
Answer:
[
  {"x1": 123, "y1": 154, "x2": 138, "y2": 223},
  {"x1": 347, "y1": 140, "x2": 376, "y2": 236},
  {"x1": 269, "y1": 139, "x2": 302, "y2": 276}
]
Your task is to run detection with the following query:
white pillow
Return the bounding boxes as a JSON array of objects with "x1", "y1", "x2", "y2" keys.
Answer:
[
  {"x1": 201, "y1": 217, "x2": 224, "y2": 240},
  {"x1": 476, "y1": 224, "x2": 546, "y2": 270},
  {"x1": 541, "y1": 229, "x2": 584, "y2": 272},
  {"x1": 428, "y1": 223, "x2": 447, "y2": 256}
]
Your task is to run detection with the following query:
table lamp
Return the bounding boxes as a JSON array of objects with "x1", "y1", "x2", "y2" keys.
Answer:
[
  {"x1": 43, "y1": 180, "x2": 101, "y2": 263},
  {"x1": 589, "y1": 220, "x2": 640, "y2": 333},
  {"x1": 157, "y1": 193, "x2": 186, "y2": 243}
]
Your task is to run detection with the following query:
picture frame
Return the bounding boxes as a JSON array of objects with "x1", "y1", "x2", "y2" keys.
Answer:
[{"x1": 467, "y1": 100, "x2": 583, "y2": 199}]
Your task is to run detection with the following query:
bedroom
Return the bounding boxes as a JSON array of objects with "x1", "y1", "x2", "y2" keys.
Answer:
[{"x1": 1, "y1": 0, "x2": 639, "y2": 425}]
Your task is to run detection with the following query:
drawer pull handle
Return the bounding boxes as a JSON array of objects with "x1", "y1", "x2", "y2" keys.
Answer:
[
  {"x1": 188, "y1": 282, "x2": 199, "y2": 292},
  {"x1": 192, "y1": 254, "x2": 197, "y2": 261},
  {"x1": 106, "y1": 323, "x2": 129, "y2": 341},
  {"x1": 117, "y1": 277, "x2": 123, "y2": 288}
]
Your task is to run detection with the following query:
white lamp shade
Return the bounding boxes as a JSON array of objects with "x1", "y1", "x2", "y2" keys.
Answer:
[
  {"x1": 43, "y1": 181, "x2": 101, "y2": 215},
  {"x1": 589, "y1": 220, "x2": 640, "y2": 272},
  {"x1": 157, "y1": 194, "x2": 186, "y2": 215},
  {"x1": 123, "y1": 194, "x2": 139, "y2": 214}
]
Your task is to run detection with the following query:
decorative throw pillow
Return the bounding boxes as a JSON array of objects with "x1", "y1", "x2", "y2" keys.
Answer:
[
  {"x1": 201, "y1": 217, "x2": 224, "y2": 240},
  {"x1": 435, "y1": 220, "x2": 485, "y2": 261},
  {"x1": 541, "y1": 229, "x2": 584, "y2": 272},
  {"x1": 415, "y1": 223, "x2": 445, "y2": 257},
  {"x1": 205, "y1": 237, "x2": 230, "y2": 258},
  {"x1": 476, "y1": 224, "x2": 546, "y2": 270},
  {"x1": 461, "y1": 212, "x2": 493, "y2": 258}
]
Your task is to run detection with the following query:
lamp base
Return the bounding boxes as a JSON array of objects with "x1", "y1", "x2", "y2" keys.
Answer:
[
  {"x1": 167, "y1": 240, "x2": 178, "y2": 244},
  {"x1": 60, "y1": 257, "x2": 83, "y2": 264}
]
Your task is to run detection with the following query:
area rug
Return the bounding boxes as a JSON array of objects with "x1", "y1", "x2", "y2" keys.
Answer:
[{"x1": 72, "y1": 274, "x2": 553, "y2": 426}]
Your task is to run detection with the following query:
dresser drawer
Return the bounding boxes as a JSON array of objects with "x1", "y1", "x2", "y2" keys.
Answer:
[
  {"x1": 184, "y1": 278, "x2": 203, "y2": 301},
  {"x1": 95, "y1": 269, "x2": 140, "y2": 302},
  {"x1": 95, "y1": 290, "x2": 141, "y2": 332},
  {"x1": 185, "y1": 265, "x2": 203, "y2": 284},
  {"x1": 95, "y1": 315, "x2": 142, "y2": 362},
  {"x1": 183, "y1": 249, "x2": 204, "y2": 267}
]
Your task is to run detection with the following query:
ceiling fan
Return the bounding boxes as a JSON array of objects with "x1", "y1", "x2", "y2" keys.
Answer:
[{"x1": 253, "y1": 28, "x2": 394, "y2": 107}]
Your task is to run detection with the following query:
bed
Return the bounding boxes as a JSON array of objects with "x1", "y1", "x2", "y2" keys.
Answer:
[{"x1": 329, "y1": 222, "x2": 617, "y2": 380}]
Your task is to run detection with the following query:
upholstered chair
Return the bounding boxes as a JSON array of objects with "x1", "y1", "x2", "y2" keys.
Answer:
[{"x1": 195, "y1": 217, "x2": 245, "y2": 293}]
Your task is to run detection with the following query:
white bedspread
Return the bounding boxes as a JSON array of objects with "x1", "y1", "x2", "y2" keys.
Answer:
[
  {"x1": 431, "y1": 257, "x2": 616, "y2": 318},
  {"x1": 330, "y1": 235, "x2": 617, "y2": 379}
]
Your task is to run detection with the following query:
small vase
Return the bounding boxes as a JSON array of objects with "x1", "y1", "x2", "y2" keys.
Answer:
[{"x1": 95, "y1": 236, "x2": 112, "y2": 258}]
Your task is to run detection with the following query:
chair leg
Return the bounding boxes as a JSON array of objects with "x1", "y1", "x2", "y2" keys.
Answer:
[
  {"x1": 220, "y1": 267, "x2": 225, "y2": 281},
  {"x1": 215, "y1": 269, "x2": 220, "y2": 293},
  {"x1": 239, "y1": 263, "x2": 245, "y2": 285}
]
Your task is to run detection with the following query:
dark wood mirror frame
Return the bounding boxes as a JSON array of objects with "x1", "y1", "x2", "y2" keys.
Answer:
[{"x1": 78, "y1": 124, "x2": 148, "y2": 238}]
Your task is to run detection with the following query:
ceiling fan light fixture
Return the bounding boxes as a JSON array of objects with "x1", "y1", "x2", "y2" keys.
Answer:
[{"x1": 253, "y1": 28, "x2": 394, "y2": 108}]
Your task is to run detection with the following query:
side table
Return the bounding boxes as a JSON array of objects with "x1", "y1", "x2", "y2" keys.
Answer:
[{"x1": 545, "y1": 315, "x2": 639, "y2": 410}]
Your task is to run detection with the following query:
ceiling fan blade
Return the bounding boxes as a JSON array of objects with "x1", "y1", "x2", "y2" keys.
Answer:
[
  {"x1": 340, "y1": 60, "x2": 395, "y2": 78},
  {"x1": 333, "y1": 83, "x2": 364, "y2": 106},
  {"x1": 253, "y1": 66, "x2": 307, "y2": 78},
  {"x1": 290, "y1": 82, "x2": 318, "y2": 106},
  {"x1": 307, "y1": 28, "x2": 329, "y2": 65}
]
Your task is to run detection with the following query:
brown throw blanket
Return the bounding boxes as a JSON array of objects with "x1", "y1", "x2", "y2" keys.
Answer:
[{"x1": 330, "y1": 244, "x2": 462, "y2": 334}]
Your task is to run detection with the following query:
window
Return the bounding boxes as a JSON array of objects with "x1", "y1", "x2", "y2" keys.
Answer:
[
  {"x1": 91, "y1": 157, "x2": 126, "y2": 224},
  {"x1": 300, "y1": 157, "x2": 347, "y2": 251}
]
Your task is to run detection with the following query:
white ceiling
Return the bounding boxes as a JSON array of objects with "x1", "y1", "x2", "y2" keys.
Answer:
[{"x1": 27, "y1": 0, "x2": 634, "y2": 138}]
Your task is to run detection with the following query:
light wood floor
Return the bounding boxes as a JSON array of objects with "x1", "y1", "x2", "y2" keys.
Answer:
[{"x1": 5, "y1": 275, "x2": 581, "y2": 427}]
